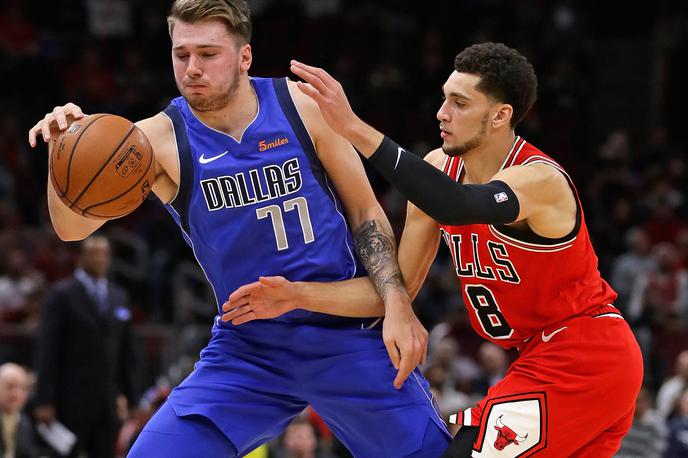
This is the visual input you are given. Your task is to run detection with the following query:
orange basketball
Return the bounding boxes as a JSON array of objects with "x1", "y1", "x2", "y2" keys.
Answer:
[{"x1": 50, "y1": 114, "x2": 155, "y2": 220}]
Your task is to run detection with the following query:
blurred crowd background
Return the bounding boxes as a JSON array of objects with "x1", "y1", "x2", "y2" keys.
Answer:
[{"x1": 2, "y1": 0, "x2": 688, "y2": 457}]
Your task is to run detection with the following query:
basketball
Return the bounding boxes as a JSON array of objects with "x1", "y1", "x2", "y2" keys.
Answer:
[{"x1": 50, "y1": 114, "x2": 155, "y2": 220}]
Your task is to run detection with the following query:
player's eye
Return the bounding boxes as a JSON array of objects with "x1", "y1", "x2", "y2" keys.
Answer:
[
  {"x1": 175, "y1": 54, "x2": 189, "y2": 59},
  {"x1": 202, "y1": 53, "x2": 218, "y2": 57}
]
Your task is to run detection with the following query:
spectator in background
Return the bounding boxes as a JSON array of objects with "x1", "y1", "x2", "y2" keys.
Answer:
[
  {"x1": 0, "y1": 363, "x2": 38, "y2": 458},
  {"x1": 657, "y1": 350, "x2": 688, "y2": 420},
  {"x1": 33, "y1": 236, "x2": 140, "y2": 458},
  {"x1": 423, "y1": 363, "x2": 471, "y2": 423},
  {"x1": 626, "y1": 243, "x2": 688, "y2": 363},
  {"x1": 610, "y1": 227, "x2": 656, "y2": 314},
  {"x1": 271, "y1": 415, "x2": 336, "y2": 458},
  {"x1": 615, "y1": 387, "x2": 667, "y2": 458},
  {"x1": 643, "y1": 199, "x2": 687, "y2": 246},
  {"x1": 0, "y1": 248, "x2": 44, "y2": 324},
  {"x1": 665, "y1": 389, "x2": 688, "y2": 457},
  {"x1": 472, "y1": 343, "x2": 508, "y2": 396},
  {"x1": 426, "y1": 336, "x2": 481, "y2": 395}
]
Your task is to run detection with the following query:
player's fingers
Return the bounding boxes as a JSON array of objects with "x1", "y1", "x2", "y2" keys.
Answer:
[
  {"x1": 41, "y1": 115, "x2": 54, "y2": 142},
  {"x1": 394, "y1": 343, "x2": 416, "y2": 389},
  {"x1": 291, "y1": 60, "x2": 337, "y2": 91},
  {"x1": 295, "y1": 81, "x2": 326, "y2": 105},
  {"x1": 28, "y1": 123, "x2": 41, "y2": 147},
  {"x1": 53, "y1": 107, "x2": 68, "y2": 130},
  {"x1": 290, "y1": 63, "x2": 329, "y2": 96},
  {"x1": 221, "y1": 305, "x2": 250, "y2": 322},
  {"x1": 383, "y1": 338, "x2": 401, "y2": 371},
  {"x1": 232, "y1": 311, "x2": 257, "y2": 325},
  {"x1": 65, "y1": 103, "x2": 85, "y2": 119},
  {"x1": 227, "y1": 282, "x2": 259, "y2": 303},
  {"x1": 222, "y1": 296, "x2": 248, "y2": 312},
  {"x1": 421, "y1": 330, "x2": 428, "y2": 365}
]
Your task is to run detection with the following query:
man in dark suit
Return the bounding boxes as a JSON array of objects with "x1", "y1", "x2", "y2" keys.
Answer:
[
  {"x1": 34, "y1": 236, "x2": 140, "y2": 458},
  {"x1": 0, "y1": 363, "x2": 39, "y2": 458}
]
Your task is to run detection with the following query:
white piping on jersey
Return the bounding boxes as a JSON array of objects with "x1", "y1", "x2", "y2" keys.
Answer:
[
  {"x1": 487, "y1": 225, "x2": 575, "y2": 252},
  {"x1": 285, "y1": 78, "x2": 358, "y2": 276},
  {"x1": 463, "y1": 408, "x2": 472, "y2": 426},
  {"x1": 185, "y1": 78, "x2": 261, "y2": 144},
  {"x1": 507, "y1": 137, "x2": 527, "y2": 168},
  {"x1": 411, "y1": 371, "x2": 451, "y2": 432},
  {"x1": 521, "y1": 156, "x2": 570, "y2": 179},
  {"x1": 497, "y1": 136, "x2": 522, "y2": 172},
  {"x1": 160, "y1": 112, "x2": 223, "y2": 316},
  {"x1": 594, "y1": 312, "x2": 624, "y2": 319},
  {"x1": 160, "y1": 111, "x2": 182, "y2": 205},
  {"x1": 441, "y1": 154, "x2": 450, "y2": 174},
  {"x1": 486, "y1": 153, "x2": 580, "y2": 252},
  {"x1": 166, "y1": 204, "x2": 221, "y2": 316}
]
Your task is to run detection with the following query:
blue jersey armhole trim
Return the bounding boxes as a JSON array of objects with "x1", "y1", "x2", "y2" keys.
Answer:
[
  {"x1": 163, "y1": 104, "x2": 194, "y2": 235},
  {"x1": 272, "y1": 77, "x2": 331, "y2": 199}
]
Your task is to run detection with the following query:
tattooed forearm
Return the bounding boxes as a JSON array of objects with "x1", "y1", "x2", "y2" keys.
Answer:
[{"x1": 354, "y1": 220, "x2": 407, "y2": 302}]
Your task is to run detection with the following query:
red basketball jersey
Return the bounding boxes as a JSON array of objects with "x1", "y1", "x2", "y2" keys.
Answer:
[{"x1": 439, "y1": 136, "x2": 617, "y2": 349}]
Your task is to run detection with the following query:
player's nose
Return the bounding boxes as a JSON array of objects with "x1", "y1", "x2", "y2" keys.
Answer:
[
  {"x1": 186, "y1": 55, "x2": 203, "y2": 78},
  {"x1": 436, "y1": 102, "x2": 450, "y2": 122}
]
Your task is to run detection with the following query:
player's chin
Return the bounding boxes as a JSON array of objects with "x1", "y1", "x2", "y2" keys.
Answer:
[
  {"x1": 442, "y1": 142, "x2": 463, "y2": 157},
  {"x1": 183, "y1": 93, "x2": 214, "y2": 111}
]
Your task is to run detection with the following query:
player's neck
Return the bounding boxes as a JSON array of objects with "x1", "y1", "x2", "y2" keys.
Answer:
[
  {"x1": 191, "y1": 77, "x2": 258, "y2": 139},
  {"x1": 462, "y1": 130, "x2": 516, "y2": 184}
]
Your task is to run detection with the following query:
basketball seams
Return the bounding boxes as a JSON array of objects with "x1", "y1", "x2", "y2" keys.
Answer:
[
  {"x1": 63, "y1": 114, "x2": 108, "y2": 196},
  {"x1": 80, "y1": 144, "x2": 154, "y2": 218},
  {"x1": 69, "y1": 124, "x2": 137, "y2": 209},
  {"x1": 50, "y1": 136, "x2": 67, "y2": 197}
]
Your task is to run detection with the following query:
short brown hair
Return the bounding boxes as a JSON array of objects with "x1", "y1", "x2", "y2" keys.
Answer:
[{"x1": 167, "y1": 0, "x2": 252, "y2": 44}]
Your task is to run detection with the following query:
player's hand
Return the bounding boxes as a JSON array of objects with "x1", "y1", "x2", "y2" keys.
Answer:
[
  {"x1": 222, "y1": 276, "x2": 298, "y2": 325},
  {"x1": 34, "y1": 404, "x2": 56, "y2": 425},
  {"x1": 290, "y1": 60, "x2": 361, "y2": 138},
  {"x1": 383, "y1": 297, "x2": 428, "y2": 389},
  {"x1": 28, "y1": 103, "x2": 86, "y2": 148}
]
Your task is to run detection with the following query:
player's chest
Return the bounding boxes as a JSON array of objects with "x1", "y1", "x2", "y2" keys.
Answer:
[{"x1": 191, "y1": 138, "x2": 310, "y2": 212}]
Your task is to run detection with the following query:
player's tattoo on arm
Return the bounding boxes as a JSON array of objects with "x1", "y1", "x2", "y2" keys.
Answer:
[{"x1": 354, "y1": 220, "x2": 407, "y2": 302}]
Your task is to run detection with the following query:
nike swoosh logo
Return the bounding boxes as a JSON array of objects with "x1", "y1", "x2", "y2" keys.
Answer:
[
  {"x1": 361, "y1": 317, "x2": 382, "y2": 330},
  {"x1": 542, "y1": 326, "x2": 567, "y2": 343},
  {"x1": 199, "y1": 150, "x2": 229, "y2": 164},
  {"x1": 394, "y1": 147, "x2": 404, "y2": 170}
]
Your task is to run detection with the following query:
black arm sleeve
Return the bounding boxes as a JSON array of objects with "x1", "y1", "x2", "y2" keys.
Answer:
[{"x1": 367, "y1": 136, "x2": 520, "y2": 226}]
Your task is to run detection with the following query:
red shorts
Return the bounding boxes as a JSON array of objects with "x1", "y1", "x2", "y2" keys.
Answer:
[{"x1": 450, "y1": 308, "x2": 643, "y2": 457}]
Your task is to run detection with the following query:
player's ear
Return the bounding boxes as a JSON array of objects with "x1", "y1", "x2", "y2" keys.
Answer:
[
  {"x1": 492, "y1": 104, "x2": 513, "y2": 129},
  {"x1": 240, "y1": 44, "x2": 252, "y2": 72}
]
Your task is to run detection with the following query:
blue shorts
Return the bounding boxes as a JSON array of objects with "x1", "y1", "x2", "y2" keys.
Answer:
[{"x1": 129, "y1": 319, "x2": 450, "y2": 457}]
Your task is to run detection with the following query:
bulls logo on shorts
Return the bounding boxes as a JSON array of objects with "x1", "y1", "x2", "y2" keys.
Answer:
[{"x1": 473, "y1": 392, "x2": 547, "y2": 457}]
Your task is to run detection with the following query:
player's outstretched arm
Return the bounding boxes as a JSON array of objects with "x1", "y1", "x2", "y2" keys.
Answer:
[
  {"x1": 29, "y1": 106, "x2": 178, "y2": 242},
  {"x1": 291, "y1": 61, "x2": 577, "y2": 232}
]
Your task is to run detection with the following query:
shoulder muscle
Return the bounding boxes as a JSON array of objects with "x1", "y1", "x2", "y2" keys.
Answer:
[{"x1": 424, "y1": 148, "x2": 448, "y2": 170}]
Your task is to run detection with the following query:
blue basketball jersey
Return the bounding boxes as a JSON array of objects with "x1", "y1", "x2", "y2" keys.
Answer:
[{"x1": 161, "y1": 77, "x2": 366, "y2": 323}]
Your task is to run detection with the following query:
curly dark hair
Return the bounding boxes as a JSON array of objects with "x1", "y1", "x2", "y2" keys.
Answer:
[{"x1": 454, "y1": 43, "x2": 537, "y2": 128}]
